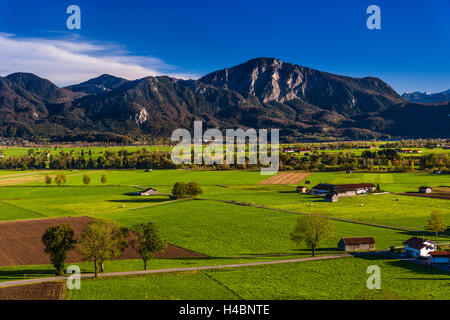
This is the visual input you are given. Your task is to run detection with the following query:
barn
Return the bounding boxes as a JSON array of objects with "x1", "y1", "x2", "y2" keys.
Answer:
[
  {"x1": 419, "y1": 186, "x2": 432, "y2": 194},
  {"x1": 312, "y1": 183, "x2": 375, "y2": 197},
  {"x1": 338, "y1": 237, "x2": 375, "y2": 251},
  {"x1": 137, "y1": 188, "x2": 159, "y2": 196}
]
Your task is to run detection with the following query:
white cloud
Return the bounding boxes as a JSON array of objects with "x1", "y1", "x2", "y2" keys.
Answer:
[{"x1": 0, "y1": 34, "x2": 199, "y2": 86}]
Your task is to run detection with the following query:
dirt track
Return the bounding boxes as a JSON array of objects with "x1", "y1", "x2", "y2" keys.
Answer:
[
  {"x1": 0, "y1": 216, "x2": 205, "y2": 267},
  {"x1": 258, "y1": 172, "x2": 310, "y2": 185},
  {"x1": 0, "y1": 282, "x2": 66, "y2": 300}
]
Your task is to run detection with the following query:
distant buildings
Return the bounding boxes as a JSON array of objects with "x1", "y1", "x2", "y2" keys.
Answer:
[
  {"x1": 395, "y1": 149, "x2": 422, "y2": 154},
  {"x1": 281, "y1": 147, "x2": 309, "y2": 153},
  {"x1": 403, "y1": 237, "x2": 436, "y2": 257},
  {"x1": 338, "y1": 237, "x2": 376, "y2": 251}
]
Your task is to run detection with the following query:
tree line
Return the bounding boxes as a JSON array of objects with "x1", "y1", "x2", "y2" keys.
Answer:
[
  {"x1": 42, "y1": 220, "x2": 166, "y2": 277},
  {"x1": 280, "y1": 150, "x2": 449, "y2": 172},
  {"x1": 0, "y1": 147, "x2": 448, "y2": 172}
]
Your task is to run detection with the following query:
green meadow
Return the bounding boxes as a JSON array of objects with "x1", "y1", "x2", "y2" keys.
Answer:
[
  {"x1": 0, "y1": 170, "x2": 448, "y2": 257},
  {"x1": 0, "y1": 168, "x2": 448, "y2": 300},
  {"x1": 67, "y1": 255, "x2": 450, "y2": 300}
]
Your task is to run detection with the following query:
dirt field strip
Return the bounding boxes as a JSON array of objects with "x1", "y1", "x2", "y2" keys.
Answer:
[
  {"x1": 0, "y1": 282, "x2": 66, "y2": 300},
  {"x1": 0, "y1": 170, "x2": 106, "y2": 186},
  {"x1": 397, "y1": 192, "x2": 450, "y2": 200},
  {"x1": 0, "y1": 254, "x2": 353, "y2": 289},
  {"x1": 258, "y1": 172, "x2": 311, "y2": 185},
  {"x1": 0, "y1": 174, "x2": 52, "y2": 186},
  {"x1": 0, "y1": 216, "x2": 205, "y2": 267}
]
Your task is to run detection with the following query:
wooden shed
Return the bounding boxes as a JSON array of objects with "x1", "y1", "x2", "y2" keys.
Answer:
[
  {"x1": 324, "y1": 193, "x2": 338, "y2": 202},
  {"x1": 138, "y1": 188, "x2": 159, "y2": 196},
  {"x1": 338, "y1": 237, "x2": 375, "y2": 251},
  {"x1": 296, "y1": 186, "x2": 308, "y2": 194}
]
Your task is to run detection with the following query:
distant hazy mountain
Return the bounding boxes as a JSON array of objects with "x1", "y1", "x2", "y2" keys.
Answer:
[
  {"x1": 65, "y1": 74, "x2": 129, "y2": 95},
  {"x1": 402, "y1": 89, "x2": 450, "y2": 104},
  {"x1": 0, "y1": 58, "x2": 448, "y2": 141}
]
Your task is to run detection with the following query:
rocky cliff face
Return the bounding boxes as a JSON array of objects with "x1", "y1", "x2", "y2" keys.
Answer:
[{"x1": 200, "y1": 58, "x2": 404, "y2": 116}]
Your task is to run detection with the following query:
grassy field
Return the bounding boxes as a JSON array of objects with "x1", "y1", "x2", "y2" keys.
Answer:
[
  {"x1": 67, "y1": 255, "x2": 450, "y2": 300},
  {"x1": 0, "y1": 170, "x2": 448, "y2": 253},
  {"x1": 95, "y1": 199, "x2": 434, "y2": 256},
  {"x1": 0, "y1": 168, "x2": 448, "y2": 300}
]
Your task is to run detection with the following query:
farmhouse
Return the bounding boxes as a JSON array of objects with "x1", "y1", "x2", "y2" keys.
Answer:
[
  {"x1": 403, "y1": 237, "x2": 436, "y2": 257},
  {"x1": 429, "y1": 252, "x2": 450, "y2": 264},
  {"x1": 338, "y1": 237, "x2": 375, "y2": 251},
  {"x1": 137, "y1": 188, "x2": 159, "y2": 196},
  {"x1": 324, "y1": 192, "x2": 338, "y2": 202},
  {"x1": 311, "y1": 183, "x2": 375, "y2": 197},
  {"x1": 419, "y1": 186, "x2": 432, "y2": 193}
]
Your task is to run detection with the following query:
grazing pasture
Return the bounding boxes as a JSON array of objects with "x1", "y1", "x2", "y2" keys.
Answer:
[
  {"x1": 67, "y1": 255, "x2": 450, "y2": 300},
  {"x1": 0, "y1": 168, "x2": 448, "y2": 299},
  {"x1": 94, "y1": 200, "x2": 438, "y2": 257}
]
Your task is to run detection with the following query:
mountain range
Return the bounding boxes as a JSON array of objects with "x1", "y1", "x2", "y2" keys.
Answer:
[
  {"x1": 0, "y1": 57, "x2": 448, "y2": 142},
  {"x1": 402, "y1": 89, "x2": 450, "y2": 104}
]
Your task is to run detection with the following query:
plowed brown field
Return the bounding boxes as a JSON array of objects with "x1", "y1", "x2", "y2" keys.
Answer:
[
  {"x1": 258, "y1": 172, "x2": 311, "y2": 185},
  {"x1": 0, "y1": 282, "x2": 66, "y2": 300},
  {"x1": 0, "y1": 216, "x2": 205, "y2": 267},
  {"x1": 398, "y1": 192, "x2": 450, "y2": 200}
]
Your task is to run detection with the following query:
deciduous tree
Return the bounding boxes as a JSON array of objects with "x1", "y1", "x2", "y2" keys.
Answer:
[
  {"x1": 55, "y1": 174, "x2": 67, "y2": 187},
  {"x1": 44, "y1": 174, "x2": 52, "y2": 186},
  {"x1": 131, "y1": 222, "x2": 167, "y2": 270},
  {"x1": 172, "y1": 182, "x2": 188, "y2": 199},
  {"x1": 290, "y1": 213, "x2": 335, "y2": 256},
  {"x1": 425, "y1": 211, "x2": 447, "y2": 244},
  {"x1": 79, "y1": 219, "x2": 129, "y2": 277},
  {"x1": 82, "y1": 174, "x2": 91, "y2": 185},
  {"x1": 187, "y1": 182, "x2": 203, "y2": 198},
  {"x1": 41, "y1": 224, "x2": 77, "y2": 275}
]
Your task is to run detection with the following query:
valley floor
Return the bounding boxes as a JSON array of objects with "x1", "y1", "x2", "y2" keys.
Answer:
[{"x1": 0, "y1": 169, "x2": 448, "y2": 300}]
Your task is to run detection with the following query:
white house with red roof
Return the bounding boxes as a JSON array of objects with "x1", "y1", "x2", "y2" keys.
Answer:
[{"x1": 403, "y1": 237, "x2": 436, "y2": 257}]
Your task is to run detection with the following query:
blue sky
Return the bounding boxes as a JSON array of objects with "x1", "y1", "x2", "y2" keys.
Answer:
[{"x1": 0, "y1": 0, "x2": 449, "y2": 93}]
